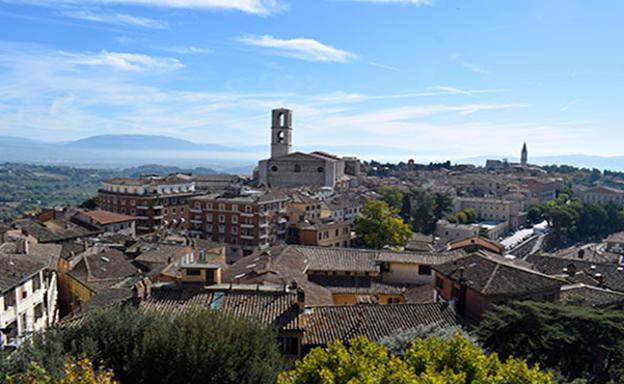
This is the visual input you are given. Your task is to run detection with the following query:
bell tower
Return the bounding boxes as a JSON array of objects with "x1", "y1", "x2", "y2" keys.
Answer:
[{"x1": 271, "y1": 108, "x2": 292, "y2": 159}]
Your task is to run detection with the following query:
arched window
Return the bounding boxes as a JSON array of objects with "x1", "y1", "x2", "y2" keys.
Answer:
[
  {"x1": 294, "y1": 164, "x2": 301, "y2": 173},
  {"x1": 279, "y1": 113, "x2": 286, "y2": 127},
  {"x1": 277, "y1": 131, "x2": 285, "y2": 143}
]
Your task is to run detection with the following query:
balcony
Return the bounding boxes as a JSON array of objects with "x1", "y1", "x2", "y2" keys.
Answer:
[
  {"x1": 240, "y1": 223, "x2": 255, "y2": 229},
  {"x1": 241, "y1": 234, "x2": 254, "y2": 240},
  {"x1": 241, "y1": 212, "x2": 254, "y2": 217},
  {"x1": 136, "y1": 205, "x2": 148, "y2": 210},
  {"x1": 153, "y1": 205, "x2": 164, "y2": 210},
  {"x1": 190, "y1": 219, "x2": 202, "y2": 224},
  {"x1": 190, "y1": 208, "x2": 202, "y2": 214}
]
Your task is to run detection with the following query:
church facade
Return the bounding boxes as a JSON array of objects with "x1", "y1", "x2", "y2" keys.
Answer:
[{"x1": 257, "y1": 109, "x2": 360, "y2": 188}]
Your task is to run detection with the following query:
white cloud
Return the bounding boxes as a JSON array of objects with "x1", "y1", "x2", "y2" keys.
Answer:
[
  {"x1": 368, "y1": 61, "x2": 400, "y2": 72},
  {"x1": 0, "y1": 42, "x2": 601, "y2": 161},
  {"x1": 60, "y1": 9, "x2": 168, "y2": 28},
  {"x1": 163, "y1": 46, "x2": 213, "y2": 54},
  {"x1": 6, "y1": 0, "x2": 284, "y2": 15},
  {"x1": 63, "y1": 50, "x2": 183, "y2": 72},
  {"x1": 237, "y1": 34, "x2": 358, "y2": 63}
]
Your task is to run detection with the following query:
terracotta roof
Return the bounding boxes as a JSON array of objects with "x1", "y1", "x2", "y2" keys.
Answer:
[
  {"x1": 302, "y1": 302, "x2": 459, "y2": 346},
  {"x1": 69, "y1": 249, "x2": 138, "y2": 293},
  {"x1": 81, "y1": 210, "x2": 136, "y2": 225},
  {"x1": 0, "y1": 252, "x2": 47, "y2": 292},
  {"x1": 0, "y1": 241, "x2": 63, "y2": 271},
  {"x1": 298, "y1": 247, "x2": 379, "y2": 273},
  {"x1": 13, "y1": 218, "x2": 101, "y2": 243},
  {"x1": 434, "y1": 252, "x2": 564, "y2": 296},
  {"x1": 307, "y1": 275, "x2": 404, "y2": 295},
  {"x1": 527, "y1": 254, "x2": 624, "y2": 292},
  {"x1": 140, "y1": 287, "x2": 302, "y2": 330},
  {"x1": 560, "y1": 284, "x2": 624, "y2": 307}
]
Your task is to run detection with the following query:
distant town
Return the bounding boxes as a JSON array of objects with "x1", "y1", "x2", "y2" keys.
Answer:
[{"x1": 2, "y1": 108, "x2": 624, "y2": 382}]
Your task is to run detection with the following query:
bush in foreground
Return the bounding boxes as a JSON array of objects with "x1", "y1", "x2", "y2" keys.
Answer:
[
  {"x1": 3, "y1": 306, "x2": 283, "y2": 384},
  {"x1": 279, "y1": 334, "x2": 551, "y2": 384}
]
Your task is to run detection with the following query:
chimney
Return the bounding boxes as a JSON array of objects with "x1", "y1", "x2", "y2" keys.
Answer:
[
  {"x1": 565, "y1": 263, "x2": 577, "y2": 276},
  {"x1": 296, "y1": 287, "x2": 305, "y2": 313},
  {"x1": 594, "y1": 273, "x2": 605, "y2": 287},
  {"x1": 15, "y1": 238, "x2": 29, "y2": 254}
]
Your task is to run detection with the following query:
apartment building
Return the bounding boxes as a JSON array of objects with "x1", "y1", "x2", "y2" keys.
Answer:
[
  {"x1": 288, "y1": 219, "x2": 353, "y2": 248},
  {"x1": 0, "y1": 239, "x2": 59, "y2": 349},
  {"x1": 188, "y1": 191, "x2": 289, "y2": 258},
  {"x1": 578, "y1": 186, "x2": 624, "y2": 207},
  {"x1": 98, "y1": 175, "x2": 200, "y2": 234},
  {"x1": 454, "y1": 197, "x2": 521, "y2": 229}
]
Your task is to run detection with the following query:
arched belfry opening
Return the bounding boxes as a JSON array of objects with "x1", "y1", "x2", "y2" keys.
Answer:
[{"x1": 271, "y1": 108, "x2": 292, "y2": 159}]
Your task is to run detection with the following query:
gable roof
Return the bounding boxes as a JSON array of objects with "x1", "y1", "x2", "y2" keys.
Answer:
[
  {"x1": 79, "y1": 210, "x2": 136, "y2": 225},
  {"x1": 434, "y1": 252, "x2": 564, "y2": 296},
  {"x1": 448, "y1": 236, "x2": 505, "y2": 255},
  {"x1": 303, "y1": 302, "x2": 460, "y2": 346},
  {"x1": 0, "y1": 250, "x2": 47, "y2": 292},
  {"x1": 527, "y1": 254, "x2": 624, "y2": 292},
  {"x1": 140, "y1": 287, "x2": 302, "y2": 330},
  {"x1": 560, "y1": 284, "x2": 624, "y2": 307}
]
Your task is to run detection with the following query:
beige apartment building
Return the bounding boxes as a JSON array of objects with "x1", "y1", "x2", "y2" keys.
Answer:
[{"x1": 453, "y1": 197, "x2": 521, "y2": 229}]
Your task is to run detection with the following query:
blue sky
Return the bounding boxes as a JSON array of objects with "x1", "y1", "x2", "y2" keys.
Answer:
[{"x1": 0, "y1": 0, "x2": 623, "y2": 161}]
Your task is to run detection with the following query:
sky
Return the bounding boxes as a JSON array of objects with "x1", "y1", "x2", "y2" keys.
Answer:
[{"x1": 0, "y1": 0, "x2": 623, "y2": 162}]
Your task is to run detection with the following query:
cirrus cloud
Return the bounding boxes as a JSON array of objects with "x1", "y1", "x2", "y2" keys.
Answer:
[{"x1": 237, "y1": 34, "x2": 358, "y2": 63}]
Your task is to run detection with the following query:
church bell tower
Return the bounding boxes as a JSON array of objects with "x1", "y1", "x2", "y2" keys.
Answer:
[{"x1": 271, "y1": 108, "x2": 293, "y2": 159}]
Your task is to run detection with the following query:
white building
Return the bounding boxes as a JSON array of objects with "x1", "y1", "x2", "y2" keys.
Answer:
[{"x1": 0, "y1": 239, "x2": 60, "y2": 349}]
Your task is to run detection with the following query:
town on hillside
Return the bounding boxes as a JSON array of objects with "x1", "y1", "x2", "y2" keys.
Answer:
[{"x1": 2, "y1": 108, "x2": 624, "y2": 382}]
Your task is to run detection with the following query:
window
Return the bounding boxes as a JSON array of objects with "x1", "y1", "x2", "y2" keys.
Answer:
[
  {"x1": 3, "y1": 290, "x2": 15, "y2": 310},
  {"x1": 294, "y1": 164, "x2": 301, "y2": 173},
  {"x1": 34, "y1": 303, "x2": 44, "y2": 320},
  {"x1": 232, "y1": 205, "x2": 238, "y2": 212},
  {"x1": 219, "y1": 215, "x2": 225, "y2": 223},
  {"x1": 32, "y1": 275, "x2": 41, "y2": 291},
  {"x1": 232, "y1": 215, "x2": 238, "y2": 224},
  {"x1": 418, "y1": 265, "x2": 432, "y2": 275},
  {"x1": 186, "y1": 269, "x2": 201, "y2": 276},
  {"x1": 219, "y1": 203, "x2": 225, "y2": 211},
  {"x1": 194, "y1": 201, "x2": 201, "y2": 209},
  {"x1": 21, "y1": 288, "x2": 27, "y2": 300},
  {"x1": 245, "y1": 205, "x2": 253, "y2": 213},
  {"x1": 317, "y1": 166, "x2": 324, "y2": 173},
  {"x1": 219, "y1": 225, "x2": 225, "y2": 234},
  {"x1": 206, "y1": 214, "x2": 213, "y2": 222},
  {"x1": 271, "y1": 165, "x2": 278, "y2": 172},
  {"x1": 387, "y1": 297, "x2": 401, "y2": 304},
  {"x1": 278, "y1": 336, "x2": 299, "y2": 356},
  {"x1": 206, "y1": 224, "x2": 213, "y2": 232},
  {"x1": 232, "y1": 226, "x2": 238, "y2": 235},
  {"x1": 436, "y1": 276, "x2": 444, "y2": 289}
]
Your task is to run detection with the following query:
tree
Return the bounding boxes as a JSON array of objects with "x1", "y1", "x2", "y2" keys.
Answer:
[
  {"x1": 4, "y1": 306, "x2": 283, "y2": 384},
  {"x1": 8, "y1": 356, "x2": 117, "y2": 384},
  {"x1": 356, "y1": 200, "x2": 412, "y2": 249},
  {"x1": 378, "y1": 187, "x2": 404, "y2": 211},
  {"x1": 379, "y1": 322, "x2": 474, "y2": 357},
  {"x1": 433, "y1": 193, "x2": 454, "y2": 219},
  {"x1": 476, "y1": 301, "x2": 624, "y2": 383},
  {"x1": 527, "y1": 206, "x2": 544, "y2": 224},
  {"x1": 406, "y1": 189, "x2": 437, "y2": 234},
  {"x1": 279, "y1": 334, "x2": 551, "y2": 384}
]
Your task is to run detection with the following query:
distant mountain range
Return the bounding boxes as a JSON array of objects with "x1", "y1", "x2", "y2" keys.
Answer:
[{"x1": 2, "y1": 134, "x2": 624, "y2": 172}]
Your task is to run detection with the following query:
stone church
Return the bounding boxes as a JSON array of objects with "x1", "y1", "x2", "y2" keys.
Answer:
[{"x1": 257, "y1": 109, "x2": 360, "y2": 188}]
